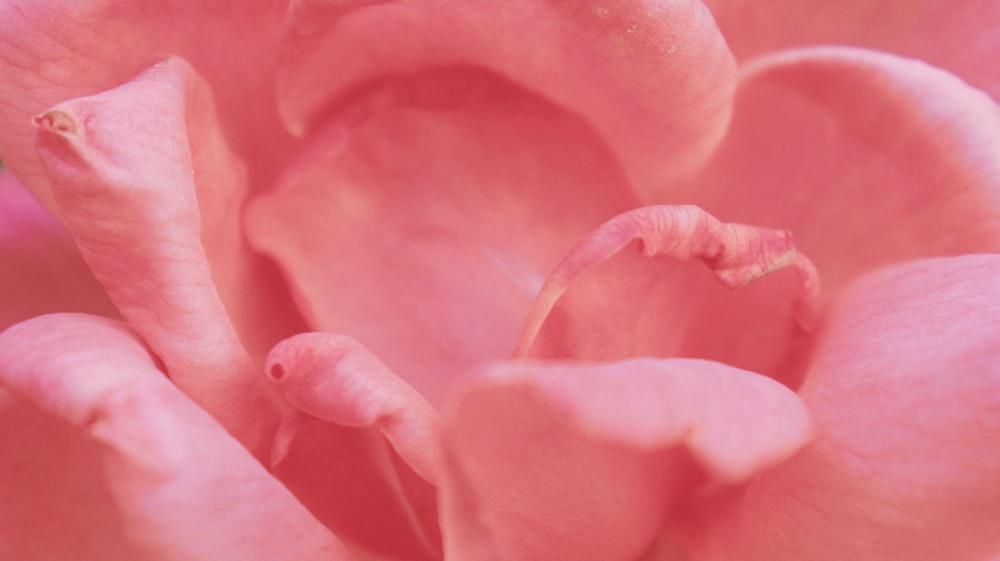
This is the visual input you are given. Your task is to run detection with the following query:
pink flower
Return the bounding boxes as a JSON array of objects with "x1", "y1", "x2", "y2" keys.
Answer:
[{"x1": 1, "y1": 1, "x2": 999, "y2": 560}]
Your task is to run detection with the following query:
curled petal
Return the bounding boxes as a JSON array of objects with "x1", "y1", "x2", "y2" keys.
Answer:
[
  {"x1": 690, "y1": 255, "x2": 1000, "y2": 561},
  {"x1": 265, "y1": 334, "x2": 443, "y2": 560},
  {"x1": 266, "y1": 333, "x2": 439, "y2": 482},
  {"x1": 0, "y1": 0, "x2": 294, "y2": 212},
  {"x1": 680, "y1": 47, "x2": 1000, "y2": 299},
  {"x1": 276, "y1": 0, "x2": 737, "y2": 192},
  {"x1": 517, "y1": 205, "x2": 818, "y2": 385},
  {"x1": 438, "y1": 358, "x2": 813, "y2": 561},
  {"x1": 34, "y1": 58, "x2": 281, "y2": 453},
  {"x1": 0, "y1": 314, "x2": 355, "y2": 561}
]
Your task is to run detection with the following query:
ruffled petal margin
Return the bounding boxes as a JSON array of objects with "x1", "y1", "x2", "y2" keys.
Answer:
[
  {"x1": 517, "y1": 205, "x2": 818, "y2": 386},
  {"x1": 678, "y1": 47, "x2": 1000, "y2": 299}
]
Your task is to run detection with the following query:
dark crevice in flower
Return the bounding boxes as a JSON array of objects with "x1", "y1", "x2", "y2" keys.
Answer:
[{"x1": 269, "y1": 362, "x2": 285, "y2": 381}]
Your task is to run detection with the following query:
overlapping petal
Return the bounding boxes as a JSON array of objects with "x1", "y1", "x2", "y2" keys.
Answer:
[
  {"x1": 438, "y1": 358, "x2": 812, "y2": 561},
  {"x1": 246, "y1": 69, "x2": 639, "y2": 405},
  {"x1": 0, "y1": 170, "x2": 116, "y2": 331},
  {"x1": 2, "y1": 2, "x2": 996, "y2": 560},
  {"x1": 676, "y1": 47, "x2": 1000, "y2": 299},
  {"x1": 0, "y1": 314, "x2": 355, "y2": 561},
  {"x1": 275, "y1": 0, "x2": 737, "y2": 192},
  {"x1": 703, "y1": 0, "x2": 1000, "y2": 101},
  {"x1": 687, "y1": 255, "x2": 1000, "y2": 561},
  {"x1": 517, "y1": 205, "x2": 818, "y2": 386},
  {"x1": 33, "y1": 58, "x2": 291, "y2": 453},
  {"x1": 264, "y1": 333, "x2": 442, "y2": 560},
  {"x1": 0, "y1": 0, "x2": 296, "y2": 213}
]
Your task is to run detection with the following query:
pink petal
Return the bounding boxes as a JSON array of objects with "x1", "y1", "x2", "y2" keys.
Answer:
[
  {"x1": 517, "y1": 205, "x2": 818, "y2": 386},
  {"x1": 0, "y1": 0, "x2": 295, "y2": 213},
  {"x1": 0, "y1": 171, "x2": 116, "y2": 331},
  {"x1": 34, "y1": 58, "x2": 284, "y2": 454},
  {"x1": 246, "y1": 69, "x2": 639, "y2": 405},
  {"x1": 0, "y1": 313, "x2": 355, "y2": 561},
  {"x1": 275, "y1": 0, "x2": 737, "y2": 192},
  {"x1": 438, "y1": 358, "x2": 813, "y2": 561},
  {"x1": 0, "y1": 388, "x2": 137, "y2": 560},
  {"x1": 676, "y1": 47, "x2": 1000, "y2": 300},
  {"x1": 266, "y1": 333, "x2": 439, "y2": 481},
  {"x1": 263, "y1": 334, "x2": 443, "y2": 560},
  {"x1": 688, "y1": 255, "x2": 1000, "y2": 561},
  {"x1": 703, "y1": 0, "x2": 1000, "y2": 101}
]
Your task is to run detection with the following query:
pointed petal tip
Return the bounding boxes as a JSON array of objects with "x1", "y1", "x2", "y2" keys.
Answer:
[{"x1": 33, "y1": 108, "x2": 80, "y2": 136}]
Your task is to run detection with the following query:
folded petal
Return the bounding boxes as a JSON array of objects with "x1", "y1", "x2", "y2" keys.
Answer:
[
  {"x1": 276, "y1": 0, "x2": 737, "y2": 193},
  {"x1": 266, "y1": 333, "x2": 439, "y2": 481},
  {"x1": 704, "y1": 0, "x2": 1000, "y2": 101},
  {"x1": 246, "y1": 69, "x2": 638, "y2": 405},
  {"x1": 517, "y1": 205, "x2": 818, "y2": 386},
  {"x1": 0, "y1": 0, "x2": 295, "y2": 213},
  {"x1": 678, "y1": 47, "x2": 1000, "y2": 300},
  {"x1": 689, "y1": 255, "x2": 1000, "y2": 561},
  {"x1": 0, "y1": 170, "x2": 116, "y2": 331},
  {"x1": 34, "y1": 58, "x2": 284, "y2": 453},
  {"x1": 438, "y1": 358, "x2": 812, "y2": 561},
  {"x1": 264, "y1": 333, "x2": 443, "y2": 560},
  {"x1": 0, "y1": 313, "x2": 355, "y2": 561}
]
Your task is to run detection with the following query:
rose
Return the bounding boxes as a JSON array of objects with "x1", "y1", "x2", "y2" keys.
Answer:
[{"x1": 1, "y1": 1, "x2": 999, "y2": 560}]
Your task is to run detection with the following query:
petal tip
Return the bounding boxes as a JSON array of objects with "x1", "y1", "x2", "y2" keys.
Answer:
[{"x1": 33, "y1": 108, "x2": 81, "y2": 137}]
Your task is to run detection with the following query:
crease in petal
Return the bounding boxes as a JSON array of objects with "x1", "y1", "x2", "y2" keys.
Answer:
[
  {"x1": 182, "y1": 61, "x2": 310, "y2": 363},
  {"x1": 33, "y1": 57, "x2": 280, "y2": 455},
  {"x1": 264, "y1": 333, "x2": 443, "y2": 560},
  {"x1": 246, "y1": 66, "x2": 639, "y2": 405},
  {"x1": 678, "y1": 46, "x2": 1000, "y2": 300},
  {"x1": 438, "y1": 358, "x2": 813, "y2": 561},
  {"x1": 275, "y1": 0, "x2": 737, "y2": 194},
  {"x1": 517, "y1": 205, "x2": 819, "y2": 385},
  {"x1": 0, "y1": 313, "x2": 355, "y2": 561},
  {"x1": 688, "y1": 255, "x2": 1000, "y2": 561}
]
